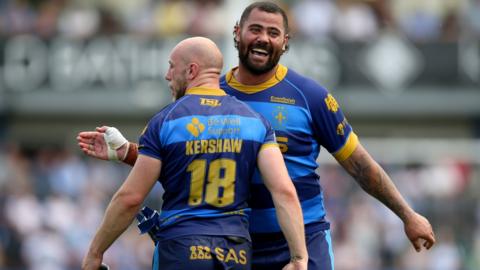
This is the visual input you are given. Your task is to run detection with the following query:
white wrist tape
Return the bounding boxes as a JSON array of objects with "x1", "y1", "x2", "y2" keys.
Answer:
[{"x1": 103, "y1": 127, "x2": 128, "y2": 161}]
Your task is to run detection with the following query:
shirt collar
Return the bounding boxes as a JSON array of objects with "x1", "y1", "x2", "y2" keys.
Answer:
[
  {"x1": 185, "y1": 87, "x2": 227, "y2": 96},
  {"x1": 224, "y1": 64, "x2": 288, "y2": 94}
]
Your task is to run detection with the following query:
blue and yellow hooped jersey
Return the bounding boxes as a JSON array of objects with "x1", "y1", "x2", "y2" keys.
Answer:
[
  {"x1": 221, "y1": 64, "x2": 359, "y2": 234},
  {"x1": 138, "y1": 87, "x2": 276, "y2": 241}
]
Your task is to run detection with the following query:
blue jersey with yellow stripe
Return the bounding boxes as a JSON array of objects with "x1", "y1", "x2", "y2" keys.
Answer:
[
  {"x1": 139, "y1": 87, "x2": 277, "y2": 241},
  {"x1": 220, "y1": 65, "x2": 358, "y2": 234}
]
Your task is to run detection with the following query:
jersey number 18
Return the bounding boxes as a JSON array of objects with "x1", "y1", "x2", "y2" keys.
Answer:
[{"x1": 187, "y1": 158, "x2": 236, "y2": 207}]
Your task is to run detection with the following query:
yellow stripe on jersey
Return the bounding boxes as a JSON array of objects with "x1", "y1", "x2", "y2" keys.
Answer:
[
  {"x1": 225, "y1": 64, "x2": 288, "y2": 94},
  {"x1": 333, "y1": 132, "x2": 359, "y2": 161},
  {"x1": 260, "y1": 142, "x2": 279, "y2": 152}
]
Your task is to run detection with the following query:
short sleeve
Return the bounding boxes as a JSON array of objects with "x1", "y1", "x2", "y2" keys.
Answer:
[
  {"x1": 259, "y1": 113, "x2": 279, "y2": 151},
  {"x1": 138, "y1": 114, "x2": 164, "y2": 160},
  {"x1": 309, "y1": 88, "x2": 358, "y2": 161}
]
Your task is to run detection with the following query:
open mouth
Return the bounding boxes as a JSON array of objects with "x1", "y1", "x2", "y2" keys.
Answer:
[
  {"x1": 248, "y1": 46, "x2": 271, "y2": 64},
  {"x1": 250, "y1": 48, "x2": 269, "y2": 57}
]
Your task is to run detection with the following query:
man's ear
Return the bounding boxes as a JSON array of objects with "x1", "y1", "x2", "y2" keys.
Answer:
[
  {"x1": 233, "y1": 23, "x2": 240, "y2": 48},
  {"x1": 187, "y1": 63, "x2": 199, "y2": 80},
  {"x1": 283, "y1": 34, "x2": 290, "y2": 52}
]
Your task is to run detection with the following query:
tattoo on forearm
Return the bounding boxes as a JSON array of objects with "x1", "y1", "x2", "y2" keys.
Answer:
[{"x1": 347, "y1": 153, "x2": 408, "y2": 220}]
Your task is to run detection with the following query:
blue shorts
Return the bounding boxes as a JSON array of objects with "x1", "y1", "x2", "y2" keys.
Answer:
[
  {"x1": 152, "y1": 235, "x2": 252, "y2": 270},
  {"x1": 251, "y1": 229, "x2": 334, "y2": 270}
]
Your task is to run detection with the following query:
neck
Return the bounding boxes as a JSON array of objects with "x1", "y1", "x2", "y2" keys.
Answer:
[
  {"x1": 234, "y1": 64, "x2": 278, "y2": 85},
  {"x1": 188, "y1": 68, "x2": 221, "y2": 89}
]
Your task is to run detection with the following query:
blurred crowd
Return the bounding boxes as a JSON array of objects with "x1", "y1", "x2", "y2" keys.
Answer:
[
  {"x1": 1, "y1": 0, "x2": 480, "y2": 270},
  {"x1": 0, "y1": 143, "x2": 479, "y2": 270},
  {"x1": 0, "y1": 0, "x2": 479, "y2": 42},
  {"x1": 0, "y1": 144, "x2": 163, "y2": 270}
]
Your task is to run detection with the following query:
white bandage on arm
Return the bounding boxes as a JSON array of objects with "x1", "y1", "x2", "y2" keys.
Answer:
[{"x1": 103, "y1": 127, "x2": 129, "y2": 161}]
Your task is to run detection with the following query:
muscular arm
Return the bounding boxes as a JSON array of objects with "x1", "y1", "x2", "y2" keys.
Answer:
[
  {"x1": 337, "y1": 142, "x2": 435, "y2": 251},
  {"x1": 258, "y1": 146, "x2": 308, "y2": 269},
  {"x1": 339, "y1": 143, "x2": 412, "y2": 220},
  {"x1": 82, "y1": 155, "x2": 161, "y2": 270}
]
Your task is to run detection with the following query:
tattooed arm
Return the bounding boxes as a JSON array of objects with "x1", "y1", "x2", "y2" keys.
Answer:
[{"x1": 337, "y1": 143, "x2": 436, "y2": 251}]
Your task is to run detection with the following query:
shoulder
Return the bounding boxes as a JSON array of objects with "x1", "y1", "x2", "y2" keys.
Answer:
[
  {"x1": 149, "y1": 96, "x2": 191, "y2": 124},
  {"x1": 284, "y1": 68, "x2": 330, "y2": 99},
  {"x1": 224, "y1": 95, "x2": 254, "y2": 112},
  {"x1": 224, "y1": 95, "x2": 270, "y2": 125},
  {"x1": 151, "y1": 102, "x2": 174, "y2": 121}
]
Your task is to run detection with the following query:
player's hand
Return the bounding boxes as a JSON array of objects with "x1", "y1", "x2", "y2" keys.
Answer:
[
  {"x1": 282, "y1": 257, "x2": 308, "y2": 270},
  {"x1": 77, "y1": 126, "x2": 110, "y2": 160},
  {"x1": 81, "y1": 252, "x2": 102, "y2": 270},
  {"x1": 77, "y1": 126, "x2": 128, "y2": 161},
  {"x1": 404, "y1": 212, "x2": 436, "y2": 252}
]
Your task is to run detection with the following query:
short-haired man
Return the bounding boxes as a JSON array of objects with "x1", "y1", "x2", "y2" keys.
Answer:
[{"x1": 81, "y1": 36, "x2": 307, "y2": 270}]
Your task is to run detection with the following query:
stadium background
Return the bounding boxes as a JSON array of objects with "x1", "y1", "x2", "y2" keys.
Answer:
[{"x1": 0, "y1": 0, "x2": 479, "y2": 269}]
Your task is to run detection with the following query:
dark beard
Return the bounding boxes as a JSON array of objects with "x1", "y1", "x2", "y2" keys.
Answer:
[{"x1": 238, "y1": 42, "x2": 282, "y2": 75}]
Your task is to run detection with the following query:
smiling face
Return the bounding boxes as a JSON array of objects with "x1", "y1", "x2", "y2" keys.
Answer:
[{"x1": 236, "y1": 8, "x2": 289, "y2": 75}]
